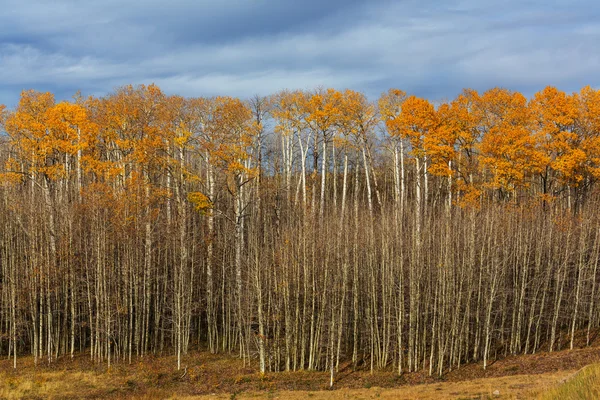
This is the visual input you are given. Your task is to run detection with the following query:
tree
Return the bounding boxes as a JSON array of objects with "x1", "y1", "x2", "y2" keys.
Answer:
[
  {"x1": 1, "y1": 83, "x2": 600, "y2": 381},
  {"x1": 477, "y1": 88, "x2": 544, "y2": 199},
  {"x1": 302, "y1": 88, "x2": 343, "y2": 217}
]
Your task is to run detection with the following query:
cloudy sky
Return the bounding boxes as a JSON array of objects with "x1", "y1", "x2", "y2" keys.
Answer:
[{"x1": 0, "y1": 0, "x2": 598, "y2": 106}]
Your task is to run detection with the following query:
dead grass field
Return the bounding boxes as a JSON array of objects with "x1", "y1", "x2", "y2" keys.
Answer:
[
  {"x1": 174, "y1": 372, "x2": 574, "y2": 399},
  {"x1": 538, "y1": 363, "x2": 600, "y2": 400},
  {"x1": 1, "y1": 344, "x2": 599, "y2": 399}
]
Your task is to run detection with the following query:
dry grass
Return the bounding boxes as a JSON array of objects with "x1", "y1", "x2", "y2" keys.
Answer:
[
  {"x1": 1, "y1": 346, "x2": 599, "y2": 399},
  {"x1": 0, "y1": 370, "x2": 118, "y2": 399},
  {"x1": 537, "y1": 364, "x2": 600, "y2": 400},
  {"x1": 174, "y1": 372, "x2": 570, "y2": 399},
  {"x1": 0, "y1": 368, "x2": 570, "y2": 399}
]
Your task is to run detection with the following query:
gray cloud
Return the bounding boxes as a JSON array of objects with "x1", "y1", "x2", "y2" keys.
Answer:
[{"x1": 0, "y1": 0, "x2": 598, "y2": 106}]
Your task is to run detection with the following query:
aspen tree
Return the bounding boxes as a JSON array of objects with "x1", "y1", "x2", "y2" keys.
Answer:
[{"x1": 1, "y1": 83, "x2": 600, "y2": 377}]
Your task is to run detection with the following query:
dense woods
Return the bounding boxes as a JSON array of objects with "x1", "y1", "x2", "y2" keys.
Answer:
[{"x1": 1, "y1": 84, "x2": 600, "y2": 382}]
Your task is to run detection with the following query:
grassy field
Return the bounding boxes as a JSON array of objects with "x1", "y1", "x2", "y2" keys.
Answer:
[
  {"x1": 538, "y1": 364, "x2": 600, "y2": 400},
  {"x1": 0, "y1": 368, "x2": 577, "y2": 399},
  {"x1": 1, "y1": 346, "x2": 599, "y2": 399},
  {"x1": 175, "y1": 372, "x2": 577, "y2": 399}
]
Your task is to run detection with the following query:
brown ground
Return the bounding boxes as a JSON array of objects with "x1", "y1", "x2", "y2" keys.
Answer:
[
  {"x1": 1, "y1": 343, "x2": 599, "y2": 399},
  {"x1": 177, "y1": 372, "x2": 573, "y2": 399}
]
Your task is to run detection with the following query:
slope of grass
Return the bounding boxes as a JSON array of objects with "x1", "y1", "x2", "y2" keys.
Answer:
[
  {"x1": 0, "y1": 369, "x2": 571, "y2": 399},
  {"x1": 539, "y1": 364, "x2": 600, "y2": 400},
  {"x1": 1, "y1": 346, "x2": 600, "y2": 399},
  {"x1": 175, "y1": 372, "x2": 569, "y2": 399}
]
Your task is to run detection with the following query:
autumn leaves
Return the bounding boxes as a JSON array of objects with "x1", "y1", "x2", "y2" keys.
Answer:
[
  {"x1": 380, "y1": 86, "x2": 600, "y2": 208},
  {"x1": 2, "y1": 83, "x2": 600, "y2": 374},
  {"x1": 3, "y1": 84, "x2": 600, "y2": 211}
]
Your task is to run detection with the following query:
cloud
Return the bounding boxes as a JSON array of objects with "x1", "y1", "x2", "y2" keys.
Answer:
[{"x1": 0, "y1": 0, "x2": 598, "y2": 106}]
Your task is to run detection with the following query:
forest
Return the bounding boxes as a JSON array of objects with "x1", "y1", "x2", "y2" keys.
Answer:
[{"x1": 0, "y1": 84, "x2": 599, "y2": 384}]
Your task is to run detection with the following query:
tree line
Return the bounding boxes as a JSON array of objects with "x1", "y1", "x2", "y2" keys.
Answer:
[{"x1": 0, "y1": 85, "x2": 599, "y2": 383}]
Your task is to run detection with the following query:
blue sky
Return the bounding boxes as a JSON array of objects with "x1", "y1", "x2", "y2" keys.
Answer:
[{"x1": 0, "y1": 0, "x2": 598, "y2": 106}]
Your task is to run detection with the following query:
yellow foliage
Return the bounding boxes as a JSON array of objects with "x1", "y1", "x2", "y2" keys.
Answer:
[
  {"x1": 386, "y1": 95, "x2": 437, "y2": 158},
  {"x1": 0, "y1": 158, "x2": 24, "y2": 185},
  {"x1": 188, "y1": 191, "x2": 213, "y2": 213},
  {"x1": 477, "y1": 88, "x2": 542, "y2": 191}
]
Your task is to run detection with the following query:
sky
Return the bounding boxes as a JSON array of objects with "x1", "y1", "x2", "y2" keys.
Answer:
[{"x1": 0, "y1": 0, "x2": 599, "y2": 107}]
